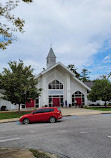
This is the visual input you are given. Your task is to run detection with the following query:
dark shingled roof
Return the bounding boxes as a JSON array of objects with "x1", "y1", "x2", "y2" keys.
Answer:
[{"x1": 84, "y1": 82, "x2": 94, "y2": 88}]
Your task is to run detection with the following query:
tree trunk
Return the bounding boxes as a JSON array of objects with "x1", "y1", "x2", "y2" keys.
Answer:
[
  {"x1": 104, "y1": 101, "x2": 107, "y2": 107},
  {"x1": 18, "y1": 104, "x2": 20, "y2": 113}
]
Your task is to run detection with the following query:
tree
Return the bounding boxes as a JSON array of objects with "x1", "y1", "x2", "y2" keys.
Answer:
[
  {"x1": 0, "y1": 0, "x2": 32, "y2": 50},
  {"x1": 88, "y1": 78, "x2": 111, "y2": 106},
  {"x1": 0, "y1": 60, "x2": 42, "y2": 113},
  {"x1": 81, "y1": 69, "x2": 90, "y2": 82},
  {"x1": 108, "y1": 72, "x2": 111, "y2": 79},
  {"x1": 67, "y1": 64, "x2": 81, "y2": 79},
  {"x1": 100, "y1": 73, "x2": 111, "y2": 80}
]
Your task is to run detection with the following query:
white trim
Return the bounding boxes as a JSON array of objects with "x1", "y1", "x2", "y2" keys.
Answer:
[{"x1": 36, "y1": 62, "x2": 74, "y2": 78}]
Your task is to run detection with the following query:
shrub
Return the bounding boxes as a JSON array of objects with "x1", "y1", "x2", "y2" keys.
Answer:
[{"x1": 1, "y1": 106, "x2": 6, "y2": 111}]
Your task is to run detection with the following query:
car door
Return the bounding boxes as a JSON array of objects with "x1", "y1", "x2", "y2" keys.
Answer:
[
  {"x1": 32, "y1": 109, "x2": 44, "y2": 122},
  {"x1": 41, "y1": 109, "x2": 51, "y2": 121},
  {"x1": 38, "y1": 109, "x2": 50, "y2": 121},
  {"x1": 37, "y1": 109, "x2": 53, "y2": 122}
]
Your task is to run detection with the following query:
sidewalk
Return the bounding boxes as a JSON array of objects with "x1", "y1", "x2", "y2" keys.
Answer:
[
  {"x1": 0, "y1": 108, "x2": 111, "y2": 123},
  {"x1": 60, "y1": 107, "x2": 111, "y2": 116}
]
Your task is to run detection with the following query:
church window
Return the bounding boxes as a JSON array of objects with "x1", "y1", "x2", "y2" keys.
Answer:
[{"x1": 48, "y1": 80, "x2": 63, "y2": 89}]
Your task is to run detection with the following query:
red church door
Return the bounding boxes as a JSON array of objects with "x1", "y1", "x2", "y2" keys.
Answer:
[
  {"x1": 26, "y1": 98, "x2": 34, "y2": 108},
  {"x1": 75, "y1": 98, "x2": 82, "y2": 106},
  {"x1": 53, "y1": 98, "x2": 60, "y2": 107}
]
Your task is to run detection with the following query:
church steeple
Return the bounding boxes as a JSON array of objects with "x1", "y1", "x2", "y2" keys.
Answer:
[{"x1": 47, "y1": 48, "x2": 56, "y2": 68}]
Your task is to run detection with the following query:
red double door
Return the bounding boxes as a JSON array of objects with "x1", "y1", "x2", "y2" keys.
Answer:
[
  {"x1": 75, "y1": 98, "x2": 82, "y2": 106},
  {"x1": 26, "y1": 98, "x2": 60, "y2": 108},
  {"x1": 53, "y1": 98, "x2": 60, "y2": 106}
]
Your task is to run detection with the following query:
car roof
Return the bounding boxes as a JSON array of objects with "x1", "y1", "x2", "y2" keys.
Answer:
[
  {"x1": 33, "y1": 107, "x2": 58, "y2": 111},
  {"x1": 40, "y1": 107, "x2": 57, "y2": 109}
]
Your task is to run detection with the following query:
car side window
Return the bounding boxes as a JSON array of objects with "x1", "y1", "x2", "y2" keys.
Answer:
[
  {"x1": 43, "y1": 108, "x2": 54, "y2": 112},
  {"x1": 48, "y1": 108, "x2": 54, "y2": 112},
  {"x1": 33, "y1": 109, "x2": 44, "y2": 114},
  {"x1": 33, "y1": 108, "x2": 54, "y2": 114}
]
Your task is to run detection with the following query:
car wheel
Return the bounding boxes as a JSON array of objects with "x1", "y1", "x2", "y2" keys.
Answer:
[
  {"x1": 23, "y1": 118, "x2": 29, "y2": 124},
  {"x1": 49, "y1": 117, "x2": 56, "y2": 123}
]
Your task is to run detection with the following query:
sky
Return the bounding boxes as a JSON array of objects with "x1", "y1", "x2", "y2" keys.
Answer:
[{"x1": 1, "y1": 0, "x2": 111, "y2": 80}]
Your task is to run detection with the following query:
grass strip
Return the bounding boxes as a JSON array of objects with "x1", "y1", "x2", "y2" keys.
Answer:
[
  {"x1": 29, "y1": 149, "x2": 51, "y2": 158},
  {"x1": 85, "y1": 107, "x2": 111, "y2": 111},
  {"x1": 0, "y1": 111, "x2": 31, "y2": 120}
]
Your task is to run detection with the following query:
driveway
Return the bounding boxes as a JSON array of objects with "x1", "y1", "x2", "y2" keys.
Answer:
[{"x1": 0, "y1": 114, "x2": 111, "y2": 158}]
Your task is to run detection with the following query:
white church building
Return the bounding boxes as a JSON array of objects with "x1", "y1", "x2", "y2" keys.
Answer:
[
  {"x1": 0, "y1": 48, "x2": 91, "y2": 110},
  {"x1": 36, "y1": 48, "x2": 91, "y2": 108}
]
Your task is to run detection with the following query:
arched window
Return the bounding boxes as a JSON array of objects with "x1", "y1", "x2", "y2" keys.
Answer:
[
  {"x1": 72, "y1": 91, "x2": 85, "y2": 106},
  {"x1": 48, "y1": 80, "x2": 63, "y2": 89}
]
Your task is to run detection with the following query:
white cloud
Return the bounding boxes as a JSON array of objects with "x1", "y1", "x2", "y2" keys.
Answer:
[
  {"x1": 1, "y1": 0, "x2": 111, "y2": 77},
  {"x1": 104, "y1": 55, "x2": 111, "y2": 63}
]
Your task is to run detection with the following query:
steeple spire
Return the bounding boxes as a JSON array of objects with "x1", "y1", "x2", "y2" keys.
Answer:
[{"x1": 46, "y1": 47, "x2": 56, "y2": 68}]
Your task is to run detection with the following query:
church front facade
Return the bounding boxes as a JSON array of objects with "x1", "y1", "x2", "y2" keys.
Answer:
[{"x1": 36, "y1": 48, "x2": 91, "y2": 108}]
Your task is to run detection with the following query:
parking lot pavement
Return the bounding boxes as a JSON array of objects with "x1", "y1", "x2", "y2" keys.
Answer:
[
  {"x1": 1, "y1": 114, "x2": 111, "y2": 158},
  {"x1": 1, "y1": 108, "x2": 111, "y2": 158}
]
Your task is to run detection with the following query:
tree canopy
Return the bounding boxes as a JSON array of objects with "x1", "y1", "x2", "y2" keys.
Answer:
[
  {"x1": 81, "y1": 69, "x2": 90, "y2": 82},
  {"x1": 0, "y1": 0, "x2": 32, "y2": 50},
  {"x1": 67, "y1": 64, "x2": 81, "y2": 79},
  {"x1": 0, "y1": 60, "x2": 42, "y2": 112},
  {"x1": 88, "y1": 78, "x2": 111, "y2": 106},
  {"x1": 67, "y1": 65, "x2": 90, "y2": 82}
]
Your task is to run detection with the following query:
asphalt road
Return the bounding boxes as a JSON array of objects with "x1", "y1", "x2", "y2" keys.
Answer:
[{"x1": 0, "y1": 114, "x2": 111, "y2": 158}]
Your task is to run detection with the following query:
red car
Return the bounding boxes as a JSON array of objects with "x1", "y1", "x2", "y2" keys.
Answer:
[{"x1": 19, "y1": 107, "x2": 62, "y2": 124}]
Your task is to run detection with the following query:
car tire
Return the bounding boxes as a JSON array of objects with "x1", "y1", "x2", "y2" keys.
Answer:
[
  {"x1": 23, "y1": 118, "x2": 29, "y2": 124},
  {"x1": 49, "y1": 117, "x2": 56, "y2": 123}
]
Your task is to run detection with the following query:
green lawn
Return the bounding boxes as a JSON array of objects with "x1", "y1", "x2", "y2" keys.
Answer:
[
  {"x1": 86, "y1": 107, "x2": 111, "y2": 111},
  {"x1": 0, "y1": 111, "x2": 31, "y2": 120}
]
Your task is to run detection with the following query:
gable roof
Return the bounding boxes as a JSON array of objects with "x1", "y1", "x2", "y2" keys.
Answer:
[
  {"x1": 36, "y1": 62, "x2": 91, "y2": 91},
  {"x1": 36, "y1": 62, "x2": 74, "y2": 77}
]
